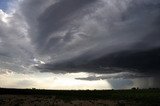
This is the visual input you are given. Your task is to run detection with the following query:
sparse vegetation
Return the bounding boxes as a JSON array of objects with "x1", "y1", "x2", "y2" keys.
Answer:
[{"x1": 0, "y1": 88, "x2": 160, "y2": 106}]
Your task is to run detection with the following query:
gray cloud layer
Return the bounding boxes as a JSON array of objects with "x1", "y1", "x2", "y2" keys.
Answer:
[
  {"x1": 32, "y1": 0, "x2": 160, "y2": 75},
  {"x1": 0, "y1": 9, "x2": 34, "y2": 72},
  {"x1": 0, "y1": 0, "x2": 160, "y2": 80}
]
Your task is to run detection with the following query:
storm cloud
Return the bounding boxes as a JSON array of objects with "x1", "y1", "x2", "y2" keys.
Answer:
[
  {"x1": 31, "y1": 0, "x2": 160, "y2": 75},
  {"x1": 0, "y1": 9, "x2": 34, "y2": 72},
  {"x1": 0, "y1": 0, "x2": 160, "y2": 87}
]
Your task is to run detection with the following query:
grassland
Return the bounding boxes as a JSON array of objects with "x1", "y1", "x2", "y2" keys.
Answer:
[{"x1": 0, "y1": 88, "x2": 160, "y2": 106}]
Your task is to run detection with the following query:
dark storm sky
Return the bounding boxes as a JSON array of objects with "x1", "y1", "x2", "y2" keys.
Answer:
[{"x1": 0, "y1": 0, "x2": 160, "y2": 88}]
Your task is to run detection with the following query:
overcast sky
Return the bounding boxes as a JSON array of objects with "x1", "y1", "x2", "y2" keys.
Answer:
[{"x1": 0, "y1": 0, "x2": 160, "y2": 89}]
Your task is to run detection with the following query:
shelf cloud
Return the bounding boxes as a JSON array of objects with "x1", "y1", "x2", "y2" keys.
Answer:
[{"x1": 31, "y1": 0, "x2": 160, "y2": 75}]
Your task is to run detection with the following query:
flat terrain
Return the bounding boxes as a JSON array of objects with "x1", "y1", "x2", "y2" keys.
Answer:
[{"x1": 0, "y1": 88, "x2": 160, "y2": 106}]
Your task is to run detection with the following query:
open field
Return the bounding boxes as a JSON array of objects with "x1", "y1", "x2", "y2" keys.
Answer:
[{"x1": 0, "y1": 88, "x2": 160, "y2": 106}]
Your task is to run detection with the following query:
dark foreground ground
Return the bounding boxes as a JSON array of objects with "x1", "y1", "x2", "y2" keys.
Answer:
[{"x1": 0, "y1": 88, "x2": 160, "y2": 106}]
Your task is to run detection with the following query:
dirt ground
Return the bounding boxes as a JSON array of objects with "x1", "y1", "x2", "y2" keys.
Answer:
[{"x1": 0, "y1": 95, "x2": 134, "y2": 106}]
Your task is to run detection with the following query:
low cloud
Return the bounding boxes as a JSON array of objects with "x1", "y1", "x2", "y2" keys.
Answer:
[{"x1": 75, "y1": 72, "x2": 151, "y2": 81}]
